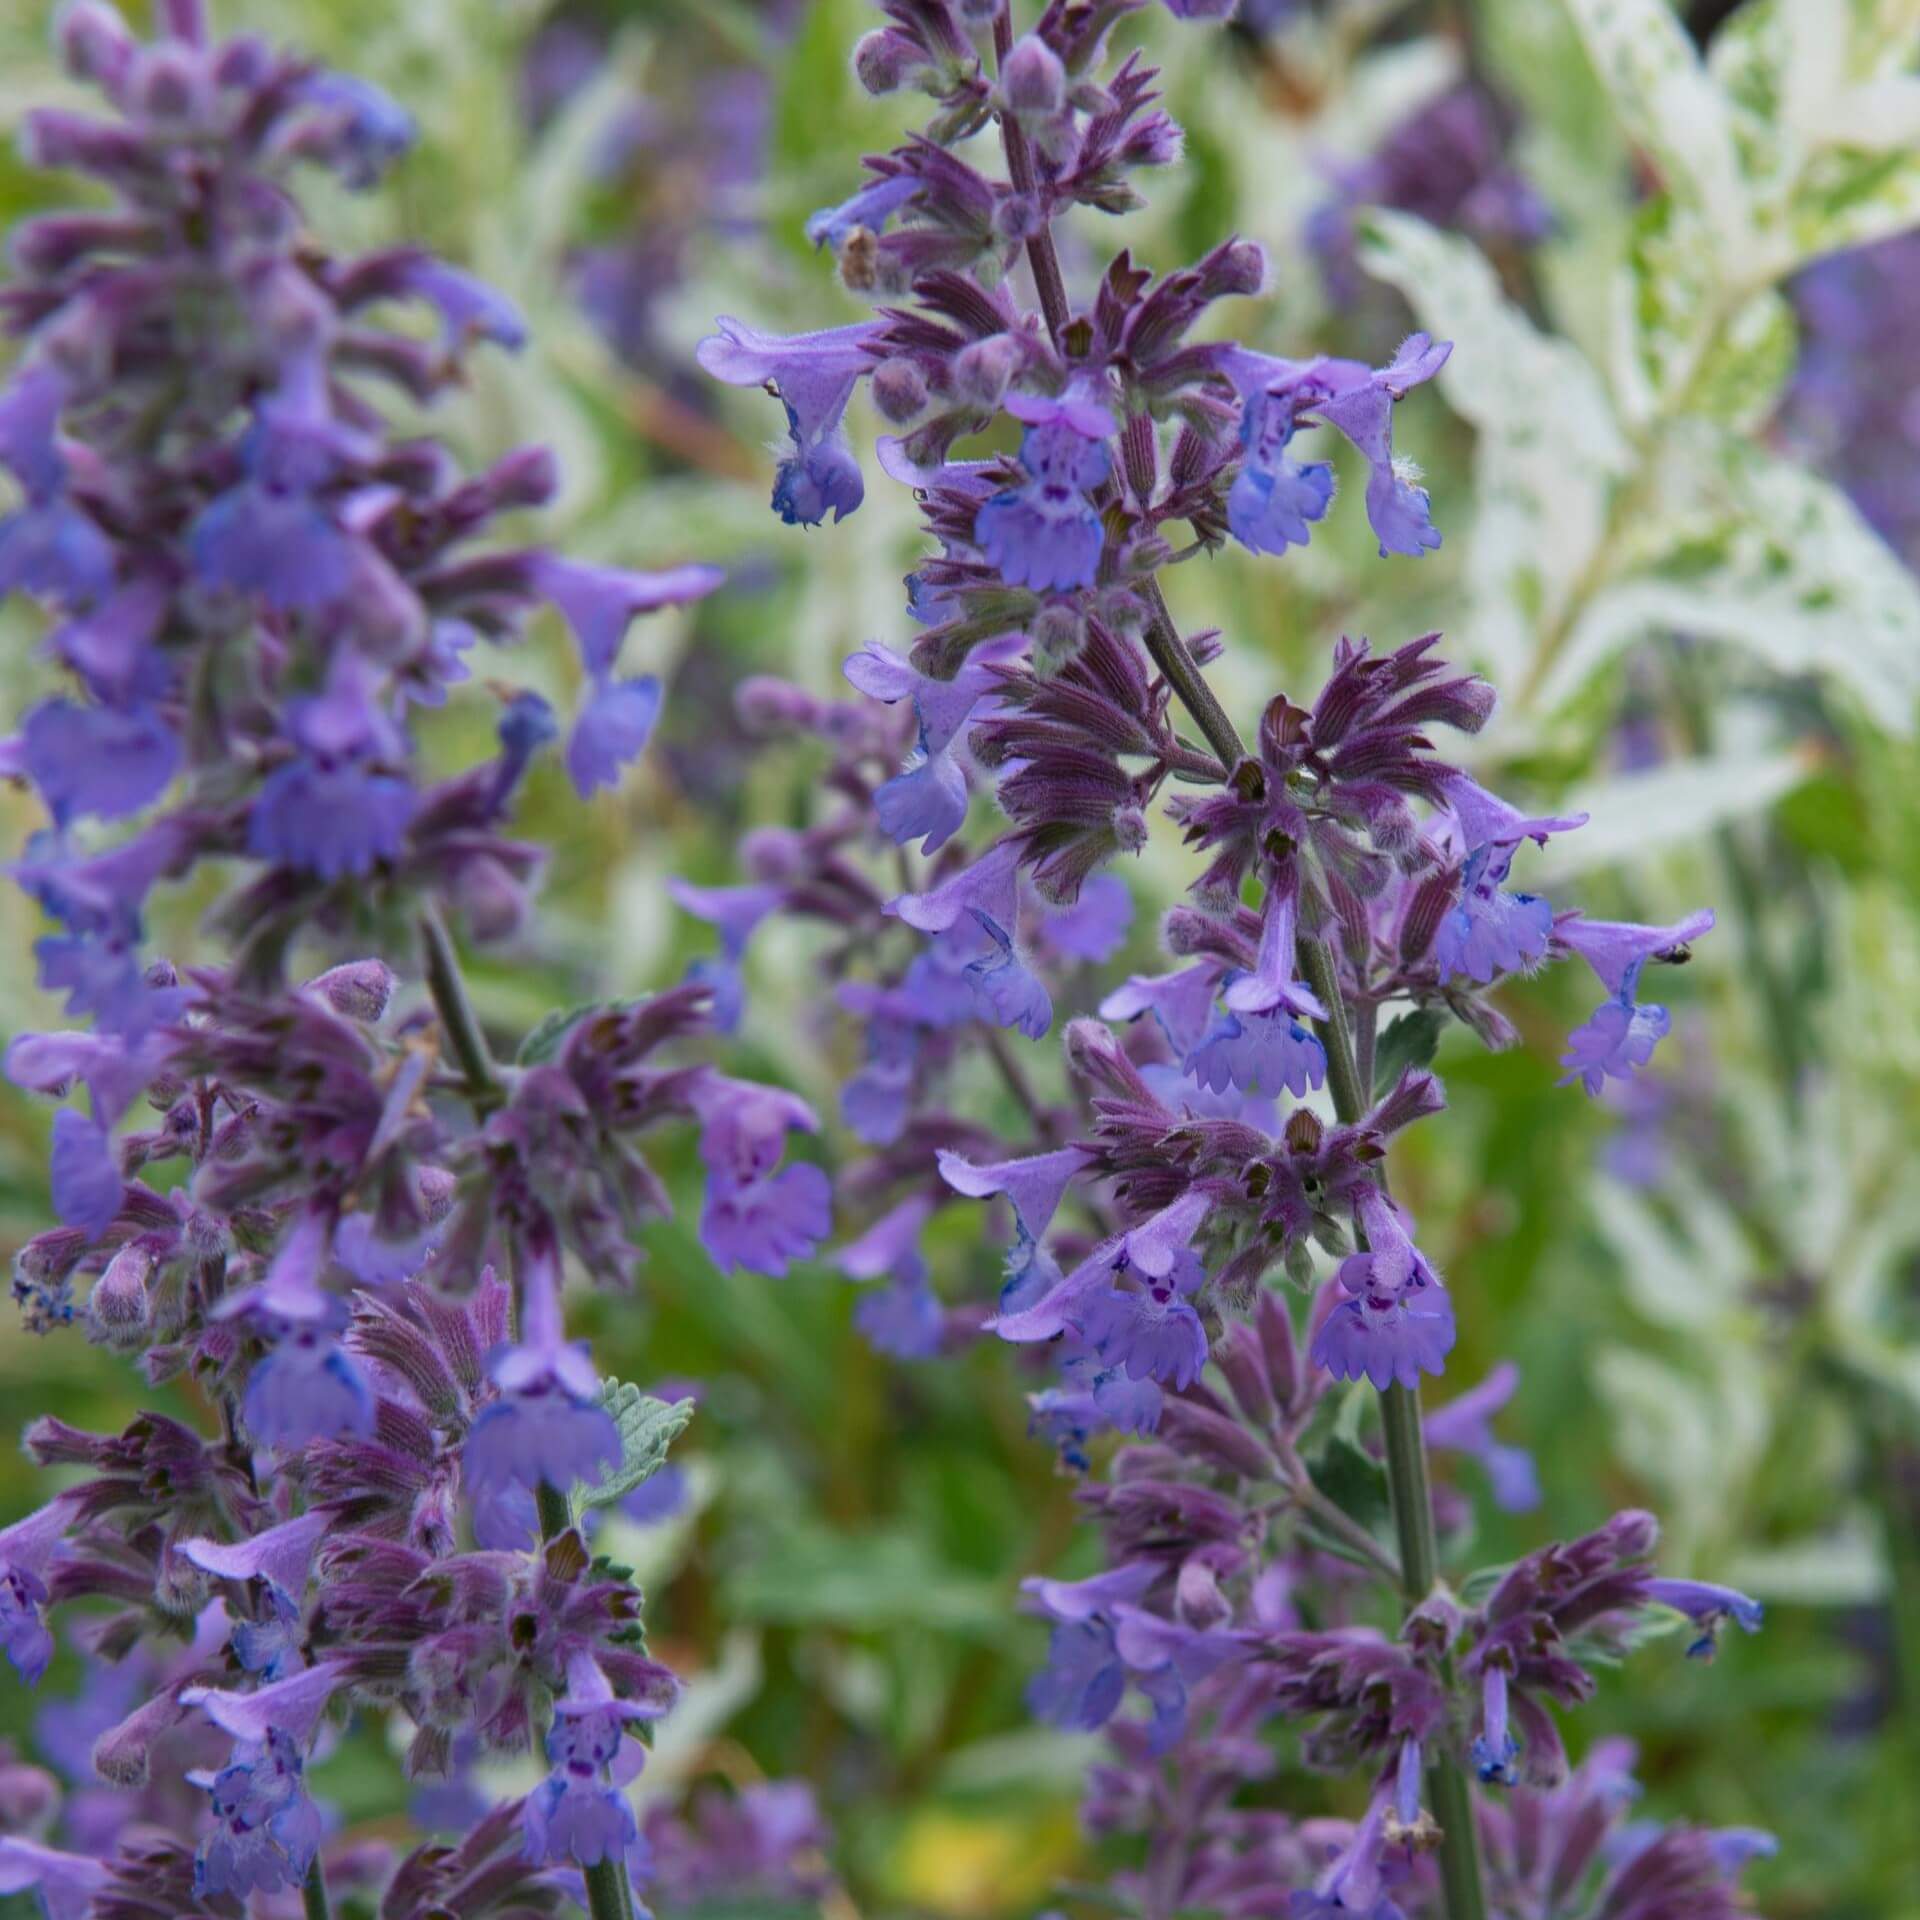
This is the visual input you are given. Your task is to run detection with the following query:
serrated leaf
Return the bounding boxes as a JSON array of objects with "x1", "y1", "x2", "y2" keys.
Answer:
[
  {"x1": 1372, "y1": 1009, "x2": 1445, "y2": 1098},
  {"x1": 575, "y1": 1382, "x2": 695, "y2": 1512}
]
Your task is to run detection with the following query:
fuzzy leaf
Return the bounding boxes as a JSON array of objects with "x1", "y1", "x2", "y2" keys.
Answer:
[
  {"x1": 576, "y1": 1383, "x2": 695, "y2": 1512},
  {"x1": 1372, "y1": 1009, "x2": 1446, "y2": 1098}
]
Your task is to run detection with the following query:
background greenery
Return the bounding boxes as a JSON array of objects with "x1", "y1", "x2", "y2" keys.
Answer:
[{"x1": 4, "y1": 1, "x2": 1919, "y2": 1915}]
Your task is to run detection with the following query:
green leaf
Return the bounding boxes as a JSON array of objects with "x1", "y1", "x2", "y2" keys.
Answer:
[
  {"x1": 1541, "y1": 430, "x2": 1920, "y2": 732},
  {"x1": 1684, "y1": 287, "x2": 1797, "y2": 432},
  {"x1": 516, "y1": 999, "x2": 609, "y2": 1066},
  {"x1": 1560, "y1": 0, "x2": 1750, "y2": 238},
  {"x1": 574, "y1": 1382, "x2": 695, "y2": 1512},
  {"x1": 1311, "y1": 1433, "x2": 1391, "y2": 1535},
  {"x1": 1373, "y1": 1009, "x2": 1445, "y2": 1098},
  {"x1": 1355, "y1": 211, "x2": 1628, "y2": 686}
]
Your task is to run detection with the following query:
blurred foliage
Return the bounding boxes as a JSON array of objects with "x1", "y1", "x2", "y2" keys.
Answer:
[{"x1": 4, "y1": 1, "x2": 1920, "y2": 1917}]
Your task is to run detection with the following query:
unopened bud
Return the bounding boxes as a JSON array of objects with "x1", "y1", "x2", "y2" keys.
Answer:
[
  {"x1": 871, "y1": 357, "x2": 929, "y2": 425},
  {"x1": 953, "y1": 334, "x2": 1021, "y2": 410},
  {"x1": 1001, "y1": 33, "x2": 1065, "y2": 118},
  {"x1": 304, "y1": 958, "x2": 399, "y2": 1023}
]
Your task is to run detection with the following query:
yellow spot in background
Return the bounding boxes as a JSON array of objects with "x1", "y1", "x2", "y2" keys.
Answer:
[{"x1": 887, "y1": 1804, "x2": 1085, "y2": 1918}]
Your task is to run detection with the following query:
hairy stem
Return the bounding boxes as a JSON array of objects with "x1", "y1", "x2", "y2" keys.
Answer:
[
  {"x1": 1139, "y1": 577, "x2": 1247, "y2": 768},
  {"x1": 993, "y1": 12, "x2": 1073, "y2": 350},
  {"x1": 302, "y1": 1860, "x2": 331, "y2": 1920},
  {"x1": 419, "y1": 902, "x2": 503, "y2": 1114}
]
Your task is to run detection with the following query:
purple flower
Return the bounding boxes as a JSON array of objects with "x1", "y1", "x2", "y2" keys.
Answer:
[
  {"x1": 937, "y1": 1143, "x2": 1089, "y2": 1242},
  {"x1": 0, "y1": 1838, "x2": 109, "y2": 1920},
  {"x1": 1471, "y1": 1665, "x2": 1520, "y2": 1784},
  {"x1": 1227, "y1": 385, "x2": 1335, "y2": 554},
  {"x1": 1425, "y1": 1363, "x2": 1540, "y2": 1511},
  {"x1": 1078, "y1": 1248, "x2": 1209, "y2": 1388},
  {"x1": 1186, "y1": 1009, "x2": 1326, "y2": 1098},
  {"x1": 973, "y1": 391, "x2": 1116, "y2": 591},
  {"x1": 965, "y1": 910, "x2": 1055, "y2": 1039},
  {"x1": 854, "y1": 1270, "x2": 946, "y2": 1357},
  {"x1": 1029, "y1": 1617, "x2": 1128, "y2": 1731},
  {"x1": 529, "y1": 556, "x2": 724, "y2": 680},
  {"x1": 1310, "y1": 1192, "x2": 1454, "y2": 1390},
  {"x1": 1100, "y1": 962, "x2": 1221, "y2": 1055},
  {"x1": 18, "y1": 699, "x2": 178, "y2": 826},
  {"x1": 1643, "y1": 1578, "x2": 1764, "y2": 1660},
  {"x1": 1433, "y1": 780, "x2": 1585, "y2": 984},
  {"x1": 522, "y1": 1657, "x2": 650, "y2": 1868},
  {"x1": 1289, "y1": 1802, "x2": 1401, "y2": 1920},
  {"x1": 244, "y1": 1325, "x2": 378, "y2": 1450},
  {"x1": 1310, "y1": 1289, "x2": 1456, "y2": 1390},
  {"x1": 994, "y1": 1190, "x2": 1211, "y2": 1344},
  {"x1": 806, "y1": 172, "x2": 921, "y2": 251},
  {"x1": 892, "y1": 841, "x2": 1052, "y2": 1036},
  {"x1": 47, "y1": 1106, "x2": 121, "y2": 1239},
  {"x1": 1038, "y1": 872, "x2": 1133, "y2": 963},
  {"x1": 1222, "y1": 334, "x2": 1451, "y2": 559},
  {"x1": 1556, "y1": 910, "x2": 1714, "y2": 1096},
  {"x1": 462, "y1": 1232, "x2": 619, "y2": 1506},
  {"x1": 670, "y1": 878, "x2": 784, "y2": 1030},
  {"x1": 693, "y1": 1078, "x2": 832, "y2": 1275},
  {"x1": 696, "y1": 317, "x2": 884, "y2": 525},
  {"x1": 843, "y1": 638, "x2": 1017, "y2": 854},
  {"x1": 250, "y1": 757, "x2": 418, "y2": 879},
  {"x1": 0, "y1": 1497, "x2": 74, "y2": 1686},
  {"x1": 565, "y1": 675, "x2": 662, "y2": 797},
  {"x1": 191, "y1": 1729, "x2": 323, "y2": 1899}
]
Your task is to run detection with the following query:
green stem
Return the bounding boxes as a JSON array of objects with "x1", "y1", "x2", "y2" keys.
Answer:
[
  {"x1": 584, "y1": 1858, "x2": 638, "y2": 1920},
  {"x1": 1304, "y1": 933, "x2": 1488, "y2": 1920},
  {"x1": 419, "y1": 903, "x2": 503, "y2": 1114},
  {"x1": 534, "y1": 1472, "x2": 637, "y2": 1920},
  {"x1": 1139, "y1": 576, "x2": 1248, "y2": 769},
  {"x1": 1716, "y1": 821, "x2": 1806, "y2": 1097},
  {"x1": 992, "y1": 11, "x2": 1073, "y2": 351},
  {"x1": 302, "y1": 1860, "x2": 331, "y2": 1920}
]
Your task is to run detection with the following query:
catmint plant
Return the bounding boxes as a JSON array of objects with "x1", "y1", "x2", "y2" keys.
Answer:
[
  {"x1": 696, "y1": 0, "x2": 1769, "y2": 1914},
  {"x1": 0, "y1": 5, "x2": 831, "y2": 1918}
]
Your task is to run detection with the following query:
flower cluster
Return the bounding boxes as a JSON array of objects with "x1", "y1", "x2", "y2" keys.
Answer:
[
  {"x1": 691, "y1": 0, "x2": 1765, "y2": 1913},
  {"x1": 0, "y1": 7, "x2": 828, "y2": 1917}
]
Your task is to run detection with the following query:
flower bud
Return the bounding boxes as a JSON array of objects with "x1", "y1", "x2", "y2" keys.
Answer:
[
  {"x1": 0, "y1": 1756, "x2": 60, "y2": 1829},
  {"x1": 734, "y1": 675, "x2": 825, "y2": 737},
  {"x1": 304, "y1": 958, "x2": 399, "y2": 1022},
  {"x1": 953, "y1": 333, "x2": 1021, "y2": 410},
  {"x1": 1001, "y1": 33, "x2": 1065, "y2": 119},
  {"x1": 58, "y1": 1, "x2": 136, "y2": 88},
  {"x1": 89, "y1": 1238, "x2": 154, "y2": 1342},
  {"x1": 994, "y1": 194, "x2": 1044, "y2": 244},
  {"x1": 1112, "y1": 804, "x2": 1148, "y2": 853},
  {"x1": 871, "y1": 357, "x2": 929, "y2": 425},
  {"x1": 1210, "y1": 238, "x2": 1268, "y2": 298},
  {"x1": 852, "y1": 28, "x2": 925, "y2": 94},
  {"x1": 129, "y1": 42, "x2": 207, "y2": 123}
]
